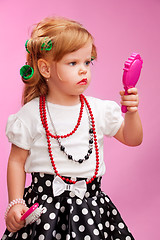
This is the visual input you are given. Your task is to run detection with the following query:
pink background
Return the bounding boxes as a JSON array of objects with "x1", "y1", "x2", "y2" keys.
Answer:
[{"x1": 0, "y1": 0, "x2": 160, "y2": 239}]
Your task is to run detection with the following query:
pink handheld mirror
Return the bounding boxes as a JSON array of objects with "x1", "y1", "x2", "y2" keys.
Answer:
[{"x1": 121, "y1": 53, "x2": 143, "y2": 113}]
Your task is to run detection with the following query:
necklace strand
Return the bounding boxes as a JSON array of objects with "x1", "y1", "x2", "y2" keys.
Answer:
[
  {"x1": 46, "y1": 100, "x2": 94, "y2": 164},
  {"x1": 39, "y1": 94, "x2": 100, "y2": 184}
]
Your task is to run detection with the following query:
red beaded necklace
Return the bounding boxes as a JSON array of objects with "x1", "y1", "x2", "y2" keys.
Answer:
[{"x1": 39, "y1": 94, "x2": 99, "y2": 184}]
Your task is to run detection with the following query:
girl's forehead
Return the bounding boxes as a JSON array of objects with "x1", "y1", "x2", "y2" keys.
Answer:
[{"x1": 62, "y1": 42, "x2": 92, "y2": 60}]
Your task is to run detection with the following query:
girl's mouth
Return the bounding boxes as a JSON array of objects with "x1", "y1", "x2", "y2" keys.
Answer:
[{"x1": 77, "y1": 78, "x2": 87, "y2": 85}]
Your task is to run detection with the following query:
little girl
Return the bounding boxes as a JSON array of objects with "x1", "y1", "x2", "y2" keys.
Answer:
[{"x1": 2, "y1": 17, "x2": 142, "y2": 240}]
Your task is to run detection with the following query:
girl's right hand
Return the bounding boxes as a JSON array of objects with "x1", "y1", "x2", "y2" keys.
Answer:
[{"x1": 6, "y1": 204, "x2": 29, "y2": 233}]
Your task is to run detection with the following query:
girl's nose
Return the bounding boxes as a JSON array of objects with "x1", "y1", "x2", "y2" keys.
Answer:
[{"x1": 79, "y1": 68, "x2": 87, "y2": 75}]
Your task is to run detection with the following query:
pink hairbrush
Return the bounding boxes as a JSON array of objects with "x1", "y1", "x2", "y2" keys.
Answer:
[
  {"x1": 21, "y1": 203, "x2": 43, "y2": 226},
  {"x1": 121, "y1": 53, "x2": 143, "y2": 113}
]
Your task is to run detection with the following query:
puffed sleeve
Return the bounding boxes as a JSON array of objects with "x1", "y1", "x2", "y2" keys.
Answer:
[
  {"x1": 103, "y1": 101, "x2": 124, "y2": 137},
  {"x1": 6, "y1": 114, "x2": 33, "y2": 150}
]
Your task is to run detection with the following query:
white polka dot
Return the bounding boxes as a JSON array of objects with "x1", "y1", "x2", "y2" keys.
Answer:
[
  {"x1": 105, "y1": 221, "x2": 110, "y2": 228},
  {"x1": 45, "y1": 180, "x2": 51, "y2": 187},
  {"x1": 93, "y1": 196, "x2": 97, "y2": 200},
  {"x1": 126, "y1": 236, "x2": 131, "y2": 240},
  {"x1": 70, "y1": 206, "x2": 74, "y2": 214},
  {"x1": 60, "y1": 206, "x2": 65, "y2": 212},
  {"x1": 44, "y1": 223, "x2": 50, "y2": 230},
  {"x1": 110, "y1": 225, "x2": 115, "y2": 231},
  {"x1": 76, "y1": 199, "x2": 82, "y2": 205},
  {"x1": 107, "y1": 211, "x2": 110, "y2": 217},
  {"x1": 93, "y1": 229, "x2": 99, "y2": 235},
  {"x1": 2, "y1": 234, "x2": 7, "y2": 240},
  {"x1": 40, "y1": 173, "x2": 44, "y2": 177},
  {"x1": 79, "y1": 225, "x2": 85, "y2": 232},
  {"x1": 2, "y1": 235, "x2": 8, "y2": 240},
  {"x1": 66, "y1": 234, "x2": 70, "y2": 240},
  {"x1": 22, "y1": 233, "x2": 28, "y2": 239},
  {"x1": 73, "y1": 215, "x2": 79, "y2": 222},
  {"x1": 38, "y1": 186, "x2": 43, "y2": 193},
  {"x1": 39, "y1": 235, "x2": 45, "y2": 240},
  {"x1": 36, "y1": 218, "x2": 41, "y2": 225},
  {"x1": 92, "y1": 184, "x2": 96, "y2": 190},
  {"x1": 69, "y1": 191, "x2": 75, "y2": 197},
  {"x1": 98, "y1": 223, "x2": 103, "y2": 230},
  {"x1": 85, "y1": 191, "x2": 90, "y2": 198},
  {"x1": 28, "y1": 188, "x2": 32, "y2": 193},
  {"x1": 49, "y1": 212, "x2": 56, "y2": 220},
  {"x1": 47, "y1": 197, "x2": 53, "y2": 203},
  {"x1": 104, "y1": 232, "x2": 108, "y2": 238},
  {"x1": 55, "y1": 202, "x2": 60, "y2": 209},
  {"x1": 91, "y1": 210, "x2": 96, "y2": 216},
  {"x1": 67, "y1": 198, "x2": 72, "y2": 204},
  {"x1": 52, "y1": 230, "x2": 56, "y2": 237},
  {"x1": 32, "y1": 196, "x2": 38, "y2": 203},
  {"x1": 34, "y1": 177, "x2": 38, "y2": 183},
  {"x1": 118, "y1": 222, "x2": 125, "y2": 229},
  {"x1": 92, "y1": 200, "x2": 97, "y2": 206},
  {"x1": 42, "y1": 194, "x2": 47, "y2": 200},
  {"x1": 56, "y1": 233, "x2": 61, "y2": 239},
  {"x1": 115, "y1": 239, "x2": 120, "y2": 240},
  {"x1": 84, "y1": 236, "x2": 91, "y2": 240},
  {"x1": 82, "y1": 208, "x2": 88, "y2": 215},
  {"x1": 28, "y1": 198, "x2": 31, "y2": 205},
  {"x1": 100, "y1": 198, "x2": 105, "y2": 204},
  {"x1": 42, "y1": 207, "x2": 47, "y2": 214},
  {"x1": 105, "y1": 196, "x2": 110, "y2": 202},
  {"x1": 87, "y1": 218, "x2": 94, "y2": 225},
  {"x1": 62, "y1": 224, "x2": 66, "y2": 231},
  {"x1": 72, "y1": 232, "x2": 76, "y2": 238},
  {"x1": 96, "y1": 190, "x2": 99, "y2": 196},
  {"x1": 100, "y1": 207, "x2": 104, "y2": 214},
  {"x1": 112, "y1": 209, "x2": 118, "y2": 215},
  {"x1": 15, "y1": 233, "x2": 19, "y2": 239}
]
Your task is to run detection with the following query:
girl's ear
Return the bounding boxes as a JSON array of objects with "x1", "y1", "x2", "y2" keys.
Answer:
[{"x1": 38, "y1": 59, "x2": 51, "y2": 79}]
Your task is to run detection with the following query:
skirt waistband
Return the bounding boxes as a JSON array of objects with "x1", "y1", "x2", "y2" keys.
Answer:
[{"x1": 31, "y1": 173, "x2": 102, "y2": 198}]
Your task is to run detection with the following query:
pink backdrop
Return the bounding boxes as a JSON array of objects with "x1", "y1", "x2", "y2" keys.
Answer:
[{"x1": 0, "y1": 0, "x2": 160, "y2": 239}]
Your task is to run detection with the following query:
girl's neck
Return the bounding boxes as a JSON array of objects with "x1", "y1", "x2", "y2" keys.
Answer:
[{"x1": 46, "y1": 93, "x2": 80, "y2": 106}]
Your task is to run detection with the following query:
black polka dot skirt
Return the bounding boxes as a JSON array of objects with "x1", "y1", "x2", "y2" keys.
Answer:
[{"x1": 2, "y1": 173, "x2": 135, "y2": 240}]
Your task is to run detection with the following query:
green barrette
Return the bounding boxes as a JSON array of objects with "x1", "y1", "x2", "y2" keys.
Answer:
[
  {"x1": 91, "y1": 57, "x2": 95, "y2": 61},
  {"x1": 25, "y1": 40, "x2": 30, "y2": 54},
  {"x1": 41, "y1": 38, "x2": 52, "y2": 51},
  {"x1": 20, "y1": 65, "x2": 34, "y2": 80}
]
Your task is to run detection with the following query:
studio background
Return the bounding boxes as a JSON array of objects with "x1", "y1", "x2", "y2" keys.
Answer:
[{"x1": 0, "y1": 0, "x2": 160, "y2": 239}]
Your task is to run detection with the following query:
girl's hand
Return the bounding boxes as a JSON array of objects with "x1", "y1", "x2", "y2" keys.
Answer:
[
  {"x1": 6, "y1": 204, "x2": 29, "y2": 233},
  {"x1": 120, "y1": 87, "x2": 139, "y2": 113}
]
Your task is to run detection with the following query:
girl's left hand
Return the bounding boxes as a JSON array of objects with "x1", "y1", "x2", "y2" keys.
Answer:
[{"x1": 120, "y1": 87, "x2": 139, "y2": 113}]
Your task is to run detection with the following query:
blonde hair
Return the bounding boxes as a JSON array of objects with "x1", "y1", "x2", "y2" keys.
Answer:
[{"x1": 22, "y1": 17, "x2": 97, "y2": 104}]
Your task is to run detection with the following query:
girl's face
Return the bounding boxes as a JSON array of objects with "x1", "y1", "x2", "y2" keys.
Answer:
[{"x1": 48, "y1": 41, "x2": 92, "y2": 104}]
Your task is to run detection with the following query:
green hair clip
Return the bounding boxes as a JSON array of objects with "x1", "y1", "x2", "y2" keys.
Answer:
[
  {"x1": 25, "y1": 40, "x2": 30, "y2": 54},
  {"x1": 20, "y1": 65, "x2": 34, "y2": 80},
  {"x1": 41, "y1": 38, "x2": 52, "y2": 51},
  {"x1": 91, "y1": 57, "x2": 95, "y2": 61}
]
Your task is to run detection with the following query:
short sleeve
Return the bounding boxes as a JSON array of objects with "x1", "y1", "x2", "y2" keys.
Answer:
[
  {"x1": 103, "y1": 101, "x2": 124, "y2": 137},
  {"x1": 6, "y1": 114, "x2": 33, "y2": 150}
]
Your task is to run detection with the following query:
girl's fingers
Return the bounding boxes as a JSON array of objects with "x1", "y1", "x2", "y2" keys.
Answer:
[
  {"x1": 127, "y1": 106, "x2": 138, "y2": 112},
  {"x1": 127, "y1": 87, "x2": 138, "y2": 94},
  {"x1": 120, "y1": 101, "x2": 138, "y2": 107},
  {"x1": 121, "y1": 94, "x2": 138, "y2": 101}
]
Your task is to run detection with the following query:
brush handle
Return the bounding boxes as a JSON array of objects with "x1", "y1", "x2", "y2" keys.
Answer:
[{"x1": 21, "y1": 203, "x2": 39, "y2": 220}]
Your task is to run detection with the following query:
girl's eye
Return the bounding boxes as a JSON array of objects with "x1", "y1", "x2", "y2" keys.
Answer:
[
  {"x1": 69, "y1": 62, "x2": 76, "y2": 66},
  {"x1": 85, "y1": 61, "x2": 91, "y2": 66}
]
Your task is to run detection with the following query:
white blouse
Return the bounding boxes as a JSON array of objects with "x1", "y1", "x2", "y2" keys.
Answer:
[{"x1": 6, "y1": 96, "x2": 124, "y2": 178}]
